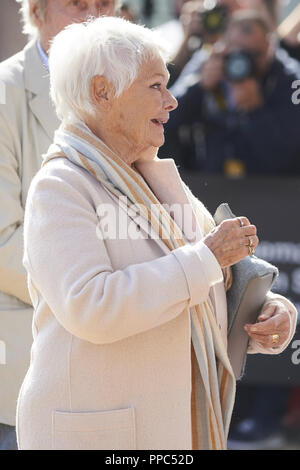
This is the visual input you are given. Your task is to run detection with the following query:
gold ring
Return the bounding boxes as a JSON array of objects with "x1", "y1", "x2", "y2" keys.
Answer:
[
  {"x1": 248, "y1": 246, "x2": 255, "y2": 257},
  {"x1": 248, "y1": 236, "x2": 254, "y2": 247},
  {"x1": 239, "y1": 217, "x2": 244, "y2": 227},
  {"x1": 271, "y1": 334, "x2": 280, "y2": 344}
]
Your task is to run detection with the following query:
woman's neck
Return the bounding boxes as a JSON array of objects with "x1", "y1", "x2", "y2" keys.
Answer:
[{"x1": 85, "y1": 118, "x2": 157, "y2": 167}]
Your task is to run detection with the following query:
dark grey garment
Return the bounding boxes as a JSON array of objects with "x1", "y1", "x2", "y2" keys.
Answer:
[{"x1": 0, "y1": 424, "x2": 18, "y2": 450}]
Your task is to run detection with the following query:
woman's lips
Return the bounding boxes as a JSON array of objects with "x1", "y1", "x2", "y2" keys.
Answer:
[
  {"x1": 151, "y1": 119, "x2": 163, "y2": 127},
  {"x1": 151, "y1": 118, "x2": 168, "y2": 128}
]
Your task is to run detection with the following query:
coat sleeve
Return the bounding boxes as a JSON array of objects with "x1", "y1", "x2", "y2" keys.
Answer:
[
  {"x1": 0, "y1": 95, "x2": 32, "y2": 306},
  {"x1": 24, "y1": 162, "x2": 223, "y2": 345}
]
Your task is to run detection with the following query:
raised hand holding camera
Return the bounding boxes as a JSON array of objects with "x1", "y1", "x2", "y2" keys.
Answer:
[
  {"x1": 200, "y1": 47, "x2": 225, "y2": 90},
  {"x1": 229, "y1": 77, "x2": 263, "y2": 111}
]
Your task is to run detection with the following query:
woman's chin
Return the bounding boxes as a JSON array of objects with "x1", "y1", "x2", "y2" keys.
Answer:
[{"x1": 153, "y1": 136, "x2": 165, "y2": 148}]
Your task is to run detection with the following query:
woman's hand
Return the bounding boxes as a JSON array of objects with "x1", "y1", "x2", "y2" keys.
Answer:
[
  {"x1": 244, "y1": 300, "x2": 291, "y2": 349},
  {"x1": 203, "y1": 217, "x2": 258, "y2": 268}
]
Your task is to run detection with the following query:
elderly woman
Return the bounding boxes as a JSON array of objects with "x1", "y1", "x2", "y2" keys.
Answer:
[{"x1": 17, "y1": 17, "x2": 297, "y2": 450}]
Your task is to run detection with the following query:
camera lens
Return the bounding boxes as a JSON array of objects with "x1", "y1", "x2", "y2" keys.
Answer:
[
  {"x1": 201, "y1": 5, "x2": 229, "y2": 35},
  {"x1": 225, "y1": 50, "x2": 255, "y2": 81}
]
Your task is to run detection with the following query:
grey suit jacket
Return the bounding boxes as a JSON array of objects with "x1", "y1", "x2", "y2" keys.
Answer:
[{"x1": 0, "y1": 40, "x2": 60, "y2": 425}]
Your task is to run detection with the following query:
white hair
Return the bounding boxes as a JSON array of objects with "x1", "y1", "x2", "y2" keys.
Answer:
[
  {"x1": 49, "y1": 17, "x2": 170, "y2": 124},
  {"x1": 16, "y1": 0, "x2": 46, "y2": 37},
  {"x1": 15, "y1": 0, "x2": 121, "y2": 37}
]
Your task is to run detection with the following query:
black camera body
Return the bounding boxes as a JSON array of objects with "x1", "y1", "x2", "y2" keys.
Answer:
[
  {"x1": 224, "y1": 50, "x2": 257, "y2": 82},
  {"x1": 200, "y1": 5, "x2": 229, "y2": 36}
]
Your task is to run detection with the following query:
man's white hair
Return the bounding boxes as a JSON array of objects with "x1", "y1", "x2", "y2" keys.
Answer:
[
  {"x1": 16, "y1": 0, "x2": 46, "y2": 37},
  {"x1": 49, "y1": 17, "x2": 170, "y2": 124},
  {"x1": 15, "y1": 0, "x2": 121, "y2": 37}
]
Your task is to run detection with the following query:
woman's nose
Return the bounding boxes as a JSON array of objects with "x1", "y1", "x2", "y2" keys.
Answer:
[{"x1": 165, "y1": 91, "x2": 178, "y2": 112}]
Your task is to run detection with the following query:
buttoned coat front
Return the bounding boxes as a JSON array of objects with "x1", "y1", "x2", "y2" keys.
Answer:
[{"x1": 16, "y1": 154, "x2": 297, "y2": 450}]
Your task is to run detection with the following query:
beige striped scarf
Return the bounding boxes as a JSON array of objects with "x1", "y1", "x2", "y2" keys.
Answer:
[{"x1": 42, "y1": 122, "x2": 236, "y2": 449}]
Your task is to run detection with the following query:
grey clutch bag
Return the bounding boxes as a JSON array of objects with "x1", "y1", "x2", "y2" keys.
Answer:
[{"x1": 214, "y1": 203, "x2": 279, "y2": 380}]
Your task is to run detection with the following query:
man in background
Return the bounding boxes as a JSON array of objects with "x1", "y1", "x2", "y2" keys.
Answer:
[{"x1": 0, "y1": 0, "x2": 117, "y2": 449}]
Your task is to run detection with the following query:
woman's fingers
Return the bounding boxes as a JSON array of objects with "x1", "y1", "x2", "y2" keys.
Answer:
[
  {"x1": 240, "y1": 234, "x2": 259, "y2": 248},
  {"x1": 244, "y1": 303, "x2": 291, "y2": 348},
  {"x1": 237, "y1": 216, "x2": 250, "y2": 227},
  {"x1": 236, "y1": 219, "x2": 259, "y2": 252},
  {"x1": 241, "y1": 224, "x2": 257, "y2": 237},
  {"x1": 258, "y1": 302, "x2": 277, "y2": 322},
  {"x1": 244, "y1": 331, "x2": 281, "y2": 348},
  {"x1": 203, "y1": 217, "x2": 259, "y2": 268},
  {"x1": 221, "y1": 219, "x2": 259, "y2": 251}
]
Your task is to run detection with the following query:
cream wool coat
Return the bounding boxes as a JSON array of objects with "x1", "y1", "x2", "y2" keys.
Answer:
[
  {"x1": 17, "y1": 154, "x2": 297, "y2": 450},
  {"x1": 0, "y1": 40, "x2": 60, "y2": 425}
]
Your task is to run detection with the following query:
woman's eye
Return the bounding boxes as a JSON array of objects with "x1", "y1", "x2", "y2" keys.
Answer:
[{"x1": 151, "y1": 83, "x2": 161, "y2": 89}]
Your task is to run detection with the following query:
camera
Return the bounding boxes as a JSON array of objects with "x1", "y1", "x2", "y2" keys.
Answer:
[
  {"x1": 200, "y1": 4, "x2": 229, "y2": 36},
  {"x1": 224, "y1": 50, "x2": 257, "y2": 82}
]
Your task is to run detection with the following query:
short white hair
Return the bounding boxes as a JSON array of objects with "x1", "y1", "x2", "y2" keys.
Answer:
[
  {"x1": 49, "y1": 17, "x2": 170, "y2": 123},
  {"x1": 16, "y1": 0, "x2": 46, "y2": 37},
  {"x1": 16, "y1": 0, "x2": 121, "y2": 37}
]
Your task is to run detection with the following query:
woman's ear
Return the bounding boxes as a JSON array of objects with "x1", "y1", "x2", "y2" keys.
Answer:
[{"x1": 91, "y1": 75, "x2": 114, "y2": 109}]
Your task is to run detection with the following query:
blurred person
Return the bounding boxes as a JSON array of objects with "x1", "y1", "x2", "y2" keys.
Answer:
[
  {"x1": 162, "y1": 10, "x2": 300, "y2": 175},
  {"x1": 117, "y1": 1, "x2": 137, "y2": 23},
  {"x1": 16, "y1": 16, "x2": 297, "y2": 450},
  {"x1": 242, "y1": 0, "x2": 300, "y2": 61},
  {"x1": 163, "y1": 0, "x2": 243, "y2": 87},
  {"x1": 239, "y1": 0, "x2": 278, "y2": 28},
  {"x1": 170, "y1": 0, "x2": 300, "y2": 98},
  {"x1": 0, "y1": 0, "x2": 117, "y2": 450},
  {"x1": 166, "y1": 0, "x2": 204, "y2": 81},
  {"x1": 277, "y1": 2, "x2": 300, "y2": 62},
  {"x1": 154, "y1": 0, "x2": 199, "y2": 62}
]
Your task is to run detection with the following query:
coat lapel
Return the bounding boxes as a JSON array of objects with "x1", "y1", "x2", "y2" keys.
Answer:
[{"x1": 24, "y1": 41, "x2": 60, "y2": 140}]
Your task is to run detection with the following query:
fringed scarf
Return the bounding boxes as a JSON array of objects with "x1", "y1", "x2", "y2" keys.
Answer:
[{"x1": 42, "y1": 122, "x2": 236, "y2": 450}]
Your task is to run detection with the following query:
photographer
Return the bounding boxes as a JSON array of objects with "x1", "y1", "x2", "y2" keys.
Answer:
[
  {"x1": 162, "y1": 9, "x2": 300, "y2": 175},
  {"x1": 167, "y1": 0, "x2": 242, "y2": 86}
]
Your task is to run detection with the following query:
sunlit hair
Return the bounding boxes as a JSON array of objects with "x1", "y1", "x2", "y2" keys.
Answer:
[{"x1": 49, "y1": 16, "x2": 171, "y2": 123}]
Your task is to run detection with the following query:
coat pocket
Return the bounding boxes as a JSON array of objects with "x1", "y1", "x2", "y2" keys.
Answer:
[{"x1": 52, "y1": 407, "x2": 136, "y2": 450}]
